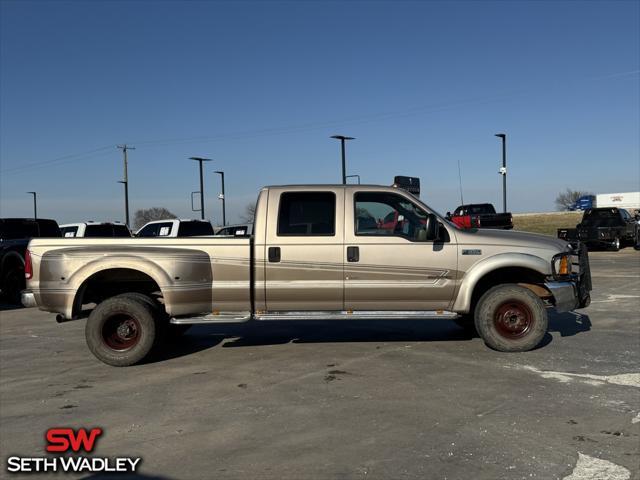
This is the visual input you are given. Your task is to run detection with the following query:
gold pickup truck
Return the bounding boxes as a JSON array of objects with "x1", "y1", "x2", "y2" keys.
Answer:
[{"x1": 22, "y1": 185, "x2": 592, "y2": 366}]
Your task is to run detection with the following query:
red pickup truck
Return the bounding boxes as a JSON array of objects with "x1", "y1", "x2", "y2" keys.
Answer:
[{"x1": 447, "y1": 203, "x2": 513, "y2": 230}]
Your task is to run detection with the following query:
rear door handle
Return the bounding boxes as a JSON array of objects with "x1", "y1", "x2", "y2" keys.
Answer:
[
  {"x1": 347, "y1": 246, "x2": 359, "y2": 262},
  {"x1": 268, "y1": 246, "x2": 281, "y2": 263}
]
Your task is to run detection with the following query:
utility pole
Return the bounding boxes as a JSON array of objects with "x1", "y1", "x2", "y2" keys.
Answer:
[
  {"x1": 495, "y1": 133, "x2": 507, "y2": 213},
  {"x1": 215, "y1": 171, "x2": 226, "y2": 226},
  {"x1": 189, "y1": 157, "x2": 212, "y2": 220},
  {"x1": 117, "y1": 144, "x2": 135, "y2": 227},
  {"x1": 330, "y1": 135, "x2": 355, "y2": 185},
  {"x1": 27, "y1": 192, "x2": 37, "y2": 219}
]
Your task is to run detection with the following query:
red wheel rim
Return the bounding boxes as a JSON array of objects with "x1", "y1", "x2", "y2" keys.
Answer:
[
  {"x1": 102, "y1": 314, "x2": 141, "y2": 350},
  {"x1": 493, "y1": 300, "x2": 534, "y2": 339}
]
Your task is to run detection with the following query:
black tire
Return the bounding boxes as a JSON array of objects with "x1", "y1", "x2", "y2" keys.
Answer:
[
  {"x1": 474, "y1": 284, "x2": 548, "y2": 352},
  {"x1": 453, "y1": 314, "x2": 477, "y2": 335},
  {"x1": 85, "y1": 294, "x2": 162, "y2": 367},
  {"x1": 2, "y1": 267, "x2": 24, "y2": 305}
]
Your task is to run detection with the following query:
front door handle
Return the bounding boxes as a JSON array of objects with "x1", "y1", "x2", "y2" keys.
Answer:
[
  {"x1": 268, "y1": 246, "x2": 281, "y2": 263},
  {"x1": 347, "y1": 246, "x2": 359, "y2": 262}
]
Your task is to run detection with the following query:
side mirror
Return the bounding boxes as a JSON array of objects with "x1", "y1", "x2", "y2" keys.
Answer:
[
  {"x1": 446, "y1": 211, "x2": 451, "y2": 219},
  {"x1": 425, "y1": 213, "x2": 440, "y2": 241}
]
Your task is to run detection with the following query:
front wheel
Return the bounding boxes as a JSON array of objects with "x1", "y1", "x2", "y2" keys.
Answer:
[
  {"x1": 474, "y1": 284, "x2": 548, "y2": 352},
  {"x1": 85, "y1": 294, "x2": 162, "y2": 366}
]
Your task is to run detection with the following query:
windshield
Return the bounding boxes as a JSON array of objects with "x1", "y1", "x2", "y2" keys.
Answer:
[{"x1": 402, "y1": 194, "x2": 461, "y2": 231}]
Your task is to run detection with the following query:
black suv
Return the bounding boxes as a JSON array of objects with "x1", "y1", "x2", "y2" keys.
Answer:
[
  {"x1": 558, "y1": 208, "x2": 638, "y2": 251},
  {"x1": 0, "y1": 218, "x2": 61, "y2": 304}
]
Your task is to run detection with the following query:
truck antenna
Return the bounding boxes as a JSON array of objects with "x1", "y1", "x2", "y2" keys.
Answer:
[{"x1": 457, "y1": 159, "x2": 465, "y2": 205}]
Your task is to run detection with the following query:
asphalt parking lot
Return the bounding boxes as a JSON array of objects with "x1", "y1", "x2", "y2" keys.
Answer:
[{"x1": 1, "y1": 249, "x2": 639, "y2": 480}]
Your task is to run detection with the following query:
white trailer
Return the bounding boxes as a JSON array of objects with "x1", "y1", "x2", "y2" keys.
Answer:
[{"x1": 596, "y1": 192, "x2": 640, "y2": 212}]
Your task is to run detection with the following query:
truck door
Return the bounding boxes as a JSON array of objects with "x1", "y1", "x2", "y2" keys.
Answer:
[
  {"x1": 344, "y1": 190, "x2": 458, "y2": 311},
  {"x1": 264, "y1": 188, "x2": 344, "y2": 311}
]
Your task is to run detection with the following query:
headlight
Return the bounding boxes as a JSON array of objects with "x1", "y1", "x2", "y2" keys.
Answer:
[{"x1": 553, "y1": 253, "x2": 571, "y2": 276}]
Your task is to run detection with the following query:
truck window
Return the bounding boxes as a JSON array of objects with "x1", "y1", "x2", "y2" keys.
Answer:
[
  {"x1": 468, "y1": 204, "x2": 495, "y2": 215},
  {"x1": 137, "y1": 223, "x2": 159, "y2": 237},
  {"x1": 36, "y1": 220, "x2": 62, "y2": 237},
  {"x1": 111, "y1": 224, "x2": 131, "y2": 237},
  {"x1": 85, "y1": 224, "x2": 116, "y2": 237},
  {"x1": 0, "y1": 220, "x2": 39, "y2": 239},
  {"x1": 177, "y1": 221, "x2": 214, "y2": 236},
  {"x1": 355, "y1": 192, "x2": 428, "y2": 241},
  {"x1": 277, "y1": 192, "x2": 335, "y2": 236},
  {"x1": 60, "y1": 226, "x2": 78, "y2": 237}
]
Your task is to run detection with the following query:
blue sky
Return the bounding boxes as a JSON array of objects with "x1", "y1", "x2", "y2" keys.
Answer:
[{"x1": 1, "y1": 0, "x2": 638, "y2": 225}]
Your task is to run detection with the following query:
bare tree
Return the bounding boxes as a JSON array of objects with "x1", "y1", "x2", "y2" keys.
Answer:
[
  {"x1": 555, "y1": 189, "x2": 594, "y2": 211},
  {"x1": 242, "y1": 203, "x2": 256, "y2": 223},
  {"x1": 133, "y1": 207, "x2": 178, "y2": 229}
]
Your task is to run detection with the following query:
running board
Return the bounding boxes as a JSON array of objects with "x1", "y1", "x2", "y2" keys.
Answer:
[
  {"x1": 171, "y1": 312, "x2": 252, "y2": 324},
  {"x1": 254, "y1": 310, "x2": 459, "y2": 321}
]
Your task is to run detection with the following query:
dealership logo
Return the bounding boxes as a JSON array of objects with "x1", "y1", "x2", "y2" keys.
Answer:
[{"x1": 6, "y1": 428, "x2": 141, "y2": 474}]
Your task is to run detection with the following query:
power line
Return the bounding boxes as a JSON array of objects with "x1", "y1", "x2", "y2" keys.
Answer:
[
  {"x1": 2, "y1": 69, "x2": 637, "y2": 176},
  {"x1": 0, "y1": 145, "x2": 114, "y2": 174}
]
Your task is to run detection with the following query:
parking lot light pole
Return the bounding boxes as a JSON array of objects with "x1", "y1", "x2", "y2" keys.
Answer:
[
  {"x1": 331, "y1": 135, "x2": 355, "y2": 185},
  {"x1": 27, "y1": 191, "x2": 37, "y2": 219},
  {"x1": 189, "y1": 157, "x2": 212, "y2": 220},
  {"x1": 215, "y1": 171, "x2": 226, "y2": 226},
  {"x1": 495, "y1": 133, "x2": 507, "y2": 213}
]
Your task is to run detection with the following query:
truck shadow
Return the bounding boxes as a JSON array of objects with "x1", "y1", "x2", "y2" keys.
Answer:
[
  {"x1": 156, "y1": 312, "x2": 591, "y2": 360},
  {"x1": 548, "y1": 311, "x2": 592, "y2": 337}
]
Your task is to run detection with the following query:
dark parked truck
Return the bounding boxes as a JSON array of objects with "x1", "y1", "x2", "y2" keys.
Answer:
[
  {"x1": 447, "y1": 203, "x2": 513, "y2": 230},
  {"x1": 558, "y1": 207, "x2": 638, "y2": 251},
  {"x1": 23, "y1": 185, "x2": 591, "y2": 366},
  {"x1": 1, "y1": 218, "x2": 61, "y2": 303}
]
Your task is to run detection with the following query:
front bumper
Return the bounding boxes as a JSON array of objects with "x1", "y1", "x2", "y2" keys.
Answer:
[
  {"x1": 21, "y1": 290, "x2": 37, "y2": 308},
  {"x1": 546, "y1": 243, "x2": 592, "y2": 312}
]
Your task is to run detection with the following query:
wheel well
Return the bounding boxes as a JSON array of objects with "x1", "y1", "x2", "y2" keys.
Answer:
[
  {"x1": 73, "y1": 268, "x2": 164, "y2": 318},
  {"x1": 1, "y1": 252, "x2": 24, "y2": 275},
  {"x1": 469, "y1": 267, "x2": 549, "y2": 313}
]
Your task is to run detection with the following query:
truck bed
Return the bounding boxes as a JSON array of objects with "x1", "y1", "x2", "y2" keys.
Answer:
[{"x1": 27, "y1": 236, "x2": 252, "y2": 320}]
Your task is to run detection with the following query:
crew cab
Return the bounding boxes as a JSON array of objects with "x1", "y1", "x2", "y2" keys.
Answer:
[
  {"x1": 60, "y1": 222, "x2": 131, "y2": 238},
  {"x1": 135, "y1": 219, "x2": 214, "y2": 237},
  {"x1": 447, "y1": 203, "x2": 513, "y2": 230},
  {"x1": 557, "y1": 207, "x2": 638, "y2": 251},
  {"x1": 1, "y1": 218, "x2": 61, "y2": 303},
  {"x1": 23, "y1": 185, "x2": 591, "y2": 366}
]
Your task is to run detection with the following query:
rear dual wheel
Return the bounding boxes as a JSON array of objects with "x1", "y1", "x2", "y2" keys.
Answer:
[
  {"x1": 474, "y1": 284, "x2": 548, "y2": 352},
  {"x1": 85, "y1": 294, "x2": 166, "y2": 367}
]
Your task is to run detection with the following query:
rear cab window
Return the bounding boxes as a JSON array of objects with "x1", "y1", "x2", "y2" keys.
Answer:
[
  {"x1": 277, "y1": 192, "x2": 335, "y2": 236},
  {"x1": 112, "y1": 225, "x2": 131, "y2": 237},
  {"x1": 84, "y1": 224, "x2": 117, "y2": 237},
  {"x1": 177, "y1": 221, "x2": 214, "y2": 236}
]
